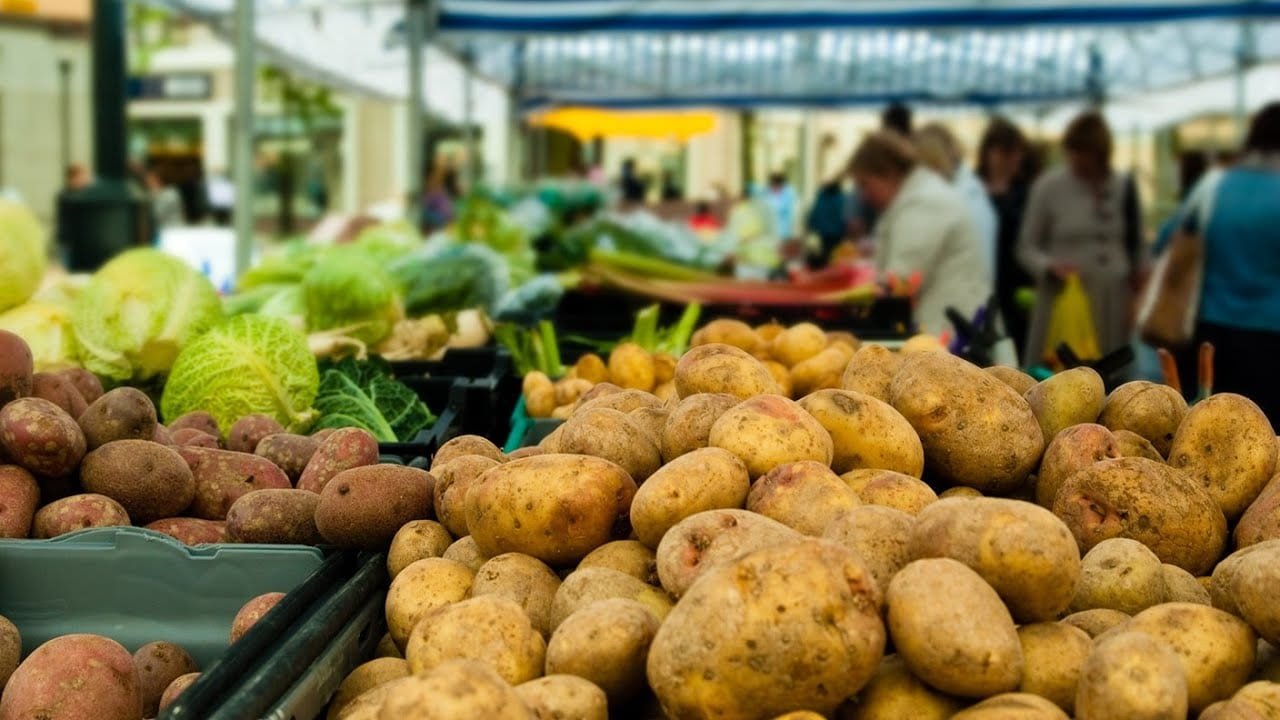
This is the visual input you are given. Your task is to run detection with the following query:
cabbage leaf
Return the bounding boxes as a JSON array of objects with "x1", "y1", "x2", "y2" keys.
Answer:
[
  {"x1": 0, "y1": 199, "x2": 48, "y2": 312},
  {"x1": 311, "y1": 357, "x2": 433, "y2": 442},
  {"x1": 161, "y1": 315, "x2": 319, "y2": 433}
]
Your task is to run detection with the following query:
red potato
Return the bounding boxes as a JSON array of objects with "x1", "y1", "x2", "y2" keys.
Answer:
[
  {"x1": 253, "y1": 433, "x2": 319, "y2": 483},
  {"x1": 29, "y1": 372, "x2": 87, "y2": 419},
  {"x1": 133, "y1": 641, "x2": 199, "y2": 718},
  {"x1": 225, "y1": 489, "x2": 322, "y2": 545},
  {"x1": 310, "y1": 427, "x2": 337, "y2": 443},
  {"x1": 0, "y1": 397, "x2": 86, "y2": 478},
  {"x1": 227, "y1": 414, "x2": 285, "y2": 454},
  {"x1": 79, "y1": 440, "x2": 195, "y2": 525},
  {"x1": 0, "y1": 634, "x2": 142, "y2": 720},
  {"x1": 56, "y1": 368, "x2": 103, "y2": 405},
  {"x1": 0, "y1": 330, "x2": 33, "y2": 407},
  {"x1": 171, "y1": 428, "x2": 220, "y2": 448},
  {"x1": 167, "y1": 411, "x2": 221, "y2": 439},
  {"x1": 144, "y1": 518, "x2": 228, "y2": 545},
  {"x1": 32, "y1": 493, "x2": 130, "y2": 538},
  {"x1": 76, "y1": 387, "x2": 158, "y2": 450},
  {"x1": 0, "y1": 465, "x2": 38, "y2": 538},
  {"x1": 158, "y1": 672, "x2": 200, "y2": 714},
  {"x1": 297, "y1": 427, "x2": 379, "y2": 494},
  {"x1": 229, "y1": 592, "x2": 286, "y2": 643},
  {"x1": 314, "y1": 464, "x2": 435, "y2": 550},
  {"x1": 153, "y1": 424, "x2": 173, "y2": 445},
  {"x1": 176, "y1": 446, "x2": 291, "y2": 520}
]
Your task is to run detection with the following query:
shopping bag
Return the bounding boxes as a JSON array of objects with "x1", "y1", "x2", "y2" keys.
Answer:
[
  {"x1": 1042, "y1": 274, "x2": 1101, "y2": 367},
  {"x1": 1137, "y1": 225, "x2": 1203, "y2": 347}
]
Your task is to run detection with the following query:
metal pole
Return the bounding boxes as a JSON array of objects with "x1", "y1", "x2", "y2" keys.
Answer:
[
  {"x1": 462, "y1": 48, "x2": 477, "y2": 190},
  {"x1": 406, "y1": 0, "x2": 426, "y2": 222},
  {"x1": 1234, "y1": 20, "x2": 1256, "y2": 146},
  {"x1": 232, "y1": 0, "x2": 255, "y2": 277},
  {"x1": 58, "y1": 59, "x2": 72, "y2": 177},
  {"x1": 94, "y1": 0, "x2": 128, "y2": 181}
]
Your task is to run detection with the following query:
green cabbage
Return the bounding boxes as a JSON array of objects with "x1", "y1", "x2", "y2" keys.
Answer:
[
  {"x1": 0, "y1": 199, "x2": 48, "y2": 312},
  {"x1": 0, "y1": 302, "x2": 78, "y2": 371},
  {"x1": 161, "y1": 315, "x2": 319, "y2": 433},
  {"x1": 302, "y1": 248, "x2": 400, "y2": 345},
  {"x1": 72, "y1": 248, "x2": 224, "y2": 382}
]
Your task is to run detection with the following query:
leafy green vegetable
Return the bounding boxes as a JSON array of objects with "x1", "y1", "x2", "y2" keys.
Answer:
[
  {"x1": 312, "y1": 357, "x2": 433, "y2": 442},
  {"x1": 161, "y1": 315, "x2": 319, "y2": 433},
  {"x1": 302, "y1": 248, "x2": 401, "y2": 345},
  {"x1": 390, "y1": 243, "x2": 510, "y2": 317},
  {"x1": 455, "y1": 196, "x2": 536, "y2": 287},
  {"x1": 0, "y1": 199, "x2": 47, "y2": 312},
  {"x1": 235, "y1": 241, "x2": 319, "y2": 291},
  {"x1": 495, "y1": 320, "x2": 564, "y2": 378},
  {"x1": 0, "y1": 302, "x2": 78, "y2": 371},
  {"x1": 73, "y1": 248, "x2": 224, "y2": 382}
]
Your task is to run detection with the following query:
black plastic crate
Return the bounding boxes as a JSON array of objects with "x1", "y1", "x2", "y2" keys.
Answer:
[{"x1": 385, "y1": 346, "x2": 512, "y2": 381}]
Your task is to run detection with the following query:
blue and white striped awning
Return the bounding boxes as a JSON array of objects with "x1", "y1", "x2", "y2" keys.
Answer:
[{"x1": 145, "y1": 0, "x2": 1280, "y2": 112}]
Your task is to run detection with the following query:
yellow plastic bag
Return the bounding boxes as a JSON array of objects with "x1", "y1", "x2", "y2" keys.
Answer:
[{"x1": 1042, "y1": 274, "x2": 1100, "y2": 367}]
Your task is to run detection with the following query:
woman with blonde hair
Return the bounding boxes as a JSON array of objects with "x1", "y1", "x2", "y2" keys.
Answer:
[
  {"x1": 914, "y1": 123, "x2": 997, "y2": 279},
  {"x1": 1017, "y1": 111, "x2": 1141, "y2": 364},
  {"x1": 848, "y1": 130, "x2": 991, "y2": 335}
]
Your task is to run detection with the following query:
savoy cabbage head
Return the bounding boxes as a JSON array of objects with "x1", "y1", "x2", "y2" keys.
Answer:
[
  {"x1": 72, "y1": 248, "x2": 224, "y2": 383},
  {"x1": 161, "y1": 314, "x2": 319, "y2": 434},
  {"x1": 0, "y1": 199, "x2": 48, "y2": 313},
  {"x1": 302, "y1": 247, "x2": 401, "y2": 345}
]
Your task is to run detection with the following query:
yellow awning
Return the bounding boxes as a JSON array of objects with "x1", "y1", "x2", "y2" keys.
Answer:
[{"x1": 529, "y1": 107, "x2": 717, "y2": 142}]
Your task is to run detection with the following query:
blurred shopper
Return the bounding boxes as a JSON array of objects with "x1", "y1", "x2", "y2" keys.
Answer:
[
  {"x1": 145, "y1": 168, "x2": 184, "y2": 230},
  {"x1": 761, "y1": 172, "x2": 798, "y2": 240},
  {"x1": 914, "y1": 123, "x2": 997, "y2": 278},
  {"x1": 882, "y1": 102, "x2": 914, "y2": 136},
  {"x1": 1018, "y1": 111, "x2": 1141, "y2": 364},
  {"x1": 620, "y1": 158, "x2": 647, "y2": 204},
  {"x1": 849, "y1": 131, "x2": 990, "y2": 335},
  {"x1": 1163, "y1": 103, "x2": 1280, "y2": 419},
  {"x1": 1153, "y1": 151, "x2": 1210, "y2": 255},
  {"x1": 660, "y1": 170, "x2": 683, "y2": 202},
  {"x1": 420, "y1": 166, "x2": 458, "y2": 234},
  {"x1": 64, "y1": 164, "x2": 91, "y2": 191},
  {"x1": 688, "y1": 201, "x2": 722, "y2": 234},
  {"x1": 806, "y1": 179, "x2": 849, "y2": 268},
  {"x1": 206, "y1": 168, "x2": 235, "y2": 226},
  {"x1": 978, "y1": 117, "x2": 1041, "y2": 360}
]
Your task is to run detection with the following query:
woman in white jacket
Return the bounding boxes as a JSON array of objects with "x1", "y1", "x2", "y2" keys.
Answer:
[{"x1": 849, "y1": 131, "x2": 992, "y2": 336}]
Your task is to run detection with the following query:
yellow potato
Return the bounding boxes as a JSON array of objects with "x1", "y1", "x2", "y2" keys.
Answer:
[
  {"x1": 386, "y1": 520, "x2": 453, "y2": 579},
  {"x1": 325, "y1": 658, "x2": 409, "y2": 720},
  {"x1": 771, "y1": 323, "x2": 828, "y2": 367},
  {"x1": 545, "y1": 598, "x2": 658, "y2": 703},
  {"x1": 1209, "y1": 540, "x2": 1280, "y2": 616},
  {"x1": 627, "y1": 406, "x2": 668, "y2": 448},
  {"x1": 630, "y1": 447, "x2": 750, "y2": 549},
  {"x1": 522, "y1": 371, "x2": 553, "y2": 398},
  {"x1": 909, "y1": 498, "x2": 1081, "y2": 622},
  {"x1": 655, "y1": 509, "x2": 802, "y2": 598},
  {"x1": 1099, "y1": 380, "x2": 1188, "y2": 458},
  {"x1": 384, "y1": 558, "x2": 474, "y2": 650},
  {"x1": 1169, "y1": 393, "x2": 1278, "y2": 520},
  {"x1": 1023, "y1": 366, "x2": 1106, "y2": 442},
  {"x1": 692, "y1": 318, "x2": 763, "y2": 354},
  {"x1": 765, "y1": 361, "x2": 794, "y2": 398},
  {"x1": 659, "y1": 393, "x2": 739, "y2": 462},
  {"x1": 652, "y1": 381, "x2": 677, "y2": 403},
  {"x1": 823, "y1": 505, "x2": 915, "y2": 595},
  {"x1": 1060, "y1": 609, "x2": 1132, "y2": 638},
  {"x1": 575, "y1": 388, "x2": 663, "y2": 416},
  {"x1": 755, "y1": 322, "x2": 786, "y2": 347},
  {"x1": 951, "y1": 693, "x2": 1070, "y2": 720},
  {"x1": 525, "y1": 385, "x2": 557, "y2": 419},
  {"x1": 798, "y1": 389, "x2": 924, "y2": 477},
  {"x1": 572, "y1": 353, "x2": 610, "y2": 385},
  {"x1": 842, "y1": 654, "x2": 963, "y2": 720},
  {"x1": 1035, "y1": 423, "x2": 1120, "y2": 508},
  {"x1": 652, "y1": 353, "x2": 677, "y2": 386},
  {"x1": 939, "y1": 486, "x2": 984, "y2": 499},
  {"x1": 984, "y1": 365, "x2": 1037, "y2": 395},
  {"x1": 746, "y1": 460, "x2": 861, "y2": 536},
  {"x1": 887, "y1": 558, "x2": 1023, "y2": 698},
  {"x1": 470, "y1": 553, "x2": 562, "y2": 638},
  {"x1": 1112, "y1": 428, "x2": 1163, "y2": 460},
  {"x1": 554, "y1": 378, "x2": 594, "y2": 407},
  {"x1": 1236, "y1": 472, "x2": 1280, "y2": 548},
  {"x1": 549, "y1": 567, "x2": 672, "y2": 630},
  {"x1": 442, "y1": 536, "x2": 488, "y2": 572},
  {"x1": 465, "y1": 454, "x2": 637, "y2": 566},
  {"x1": 1161, "y1": 563, "x2": 1211, "y2": 605},
  {"x1": 674, "y1": 343, "x2": 780, "y2": 400},
  {"x1": 607, "y1": 342, "x2": 656, "y2": 392},
  {"x1": 1053, "y1": 457, "x2": 1228, "y2": 575},
  {"x1": 377, "y1": 660, "x2": 533, "y2": 719},
  {"x1": 826, "y1": 331, "x2": 861, "y2": 353},
  {"x1": 577, "y1": 540, "x2": 659, "y2": 586},
  {"x1": 708, "y1": 395, "x2": 834, "y2": 478},
  {"x1": 558, "y1": 407, "x2": 661, "y2": 482},
  {"x1": 890, "y1": 352, "x2": 1043, "y2": 494},
  {"x1": 1226, "y1": 541, "x2": 1280, "y2": 648},
  {"x1": 514, "y1": 675, "x2": 607, "y2": 720},
  {"x1": 788, "y1": 347, "x2": 850, "y2": 397},
  {"x1": 647, "y1": 539, "x2": 885, "y2": 718},
  {"x1": 840, "y1": 469, "x2": 936, "y2": 515},
  {"x1": 1075, "y1": 631, "x2": 1188, "y2": 720},
  {"x1": 840, "y1": 344, "x2": 903, "y2": 403},
  {"x1": 899, "y1": 334, "x2": 946, "y2": 354},
  {"x1": 1017, "y1": 623, "x2": 1092, "y2": 714},
  {"x1": 1069, "y1": 538, "x2": 1166, "y2": 615},
  {"x1": 404, "y1": 596, "x2": 546, "y2": 684},
  {"x1": 1126, "y1": 602, "x2": 1257, "y2": 712}
]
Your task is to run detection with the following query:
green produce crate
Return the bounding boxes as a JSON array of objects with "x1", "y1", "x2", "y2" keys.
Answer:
[{"x1": 0, "y1": 527, "x2": 324, "y2": 668}]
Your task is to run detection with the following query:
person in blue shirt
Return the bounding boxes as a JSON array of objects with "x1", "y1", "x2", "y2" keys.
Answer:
[
  {"x1": 761, "y1": 172, "x2": 798, "y2": 240},
  {"x1": 1160, "y1": 102, "x2": 1280, "y2": 421}
]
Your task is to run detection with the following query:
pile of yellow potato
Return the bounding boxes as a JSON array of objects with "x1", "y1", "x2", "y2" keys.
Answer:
[
  {"x1": 324, "y1": 341, "x2": 1280, "y2": 720},
  {"x1": 522, "y1": 318, "x2": 946, "y2": 419}
]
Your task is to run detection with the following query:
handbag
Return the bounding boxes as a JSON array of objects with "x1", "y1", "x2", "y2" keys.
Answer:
[
  {"x1": 1136, "y1": 172, "x2": 1223, "y2": 348},
  {"x1": 1043, "y1": 274, "x2": 1101, "y2": 367}
]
